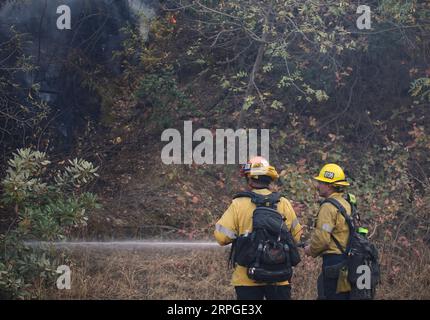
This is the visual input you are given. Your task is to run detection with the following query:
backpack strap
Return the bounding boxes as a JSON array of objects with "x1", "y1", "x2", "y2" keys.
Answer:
[
  {"x1": 321, "y1": 198, "x2": 355, "y2": 255},
  {"x1": 233, "y1": 191, "x2": 256, "y2": 200},
  {"x1": 345, "y1": 193, "x2": 361, "y2": 225},
  {"x1": 233, "y1": 191, "x2": 281, "y2": 209}
]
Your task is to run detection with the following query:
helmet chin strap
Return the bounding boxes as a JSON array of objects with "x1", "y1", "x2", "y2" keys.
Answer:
[{"x1": 247, "y1": 177, "x2": 270, "y2": 189}]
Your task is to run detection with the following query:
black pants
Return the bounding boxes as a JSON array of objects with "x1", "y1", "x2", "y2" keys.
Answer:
[
  {"x1": 235, "y1": 285, "x2": 291, "y2": 300},
  {"x1": 317, "y1": 254, "x2": 350, "y2": 300}
]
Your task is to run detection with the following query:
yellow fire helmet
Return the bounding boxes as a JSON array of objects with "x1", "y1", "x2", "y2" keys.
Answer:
[
  {"x1": 314, "y1": 163, "x2": 350, "y2": 186},
  {"x1": 240, "y1": 156, "x2": 279, "y2": 181}
]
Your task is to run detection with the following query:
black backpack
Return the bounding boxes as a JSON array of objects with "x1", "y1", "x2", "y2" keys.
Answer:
[
  {"x1": 322, "y1": 195, "x2": 381, "y2": 300},
  {"x1": 229, "y1": 191, "x2": 301, "y2": 283}
]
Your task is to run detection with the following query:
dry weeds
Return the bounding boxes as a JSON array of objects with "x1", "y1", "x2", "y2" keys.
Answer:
[{"x1": 30, "y1": 239, "x2": 430, "y2": 300}]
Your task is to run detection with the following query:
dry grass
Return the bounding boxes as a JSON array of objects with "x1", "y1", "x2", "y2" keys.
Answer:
[
  {"x1": 29, "y1": 238, "x2": 430, "y2": 300},
  {"x1": 35, "y1": 247, "x2": 235, "y2": 300},
  {"x1": 376, "y1": 239, "x2": 430, "y2": 299}
]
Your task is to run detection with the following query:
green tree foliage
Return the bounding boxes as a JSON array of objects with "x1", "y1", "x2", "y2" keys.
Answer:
[
  {"x1": 166, "y1": 0, "x2": 371, "y2": 127},
  {"x1": 0, "y1": 149, "x2": 100, "y2": 299},
  {"x1": 410, "y1": 77, "x2": 430, "y2": 102},
  {"x1": 0, "y1": 27, "x2": 50, "y2": 156},
  {"x1": 136, "y1": 72, "x2": 193, "y2": 128},
  {"x1": 163, "y1": 0, "x2": 429, "y2": 132}
]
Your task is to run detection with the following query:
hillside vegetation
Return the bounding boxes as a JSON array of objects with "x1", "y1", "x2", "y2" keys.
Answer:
[{"x1": 0, "y1": 0, "x2": 429, "y2": 299}]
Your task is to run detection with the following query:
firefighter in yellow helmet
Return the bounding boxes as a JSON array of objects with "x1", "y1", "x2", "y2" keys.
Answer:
[
  {"x1": 304, "y1": 163, "x2": 352, "y2": 300},
  {"x1": 214, "y1": 156, "x2": 303, "y2": 300}
]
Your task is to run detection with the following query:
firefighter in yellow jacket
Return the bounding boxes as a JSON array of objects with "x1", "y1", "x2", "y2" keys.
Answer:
[
  {"x1": 304, "y1": 163, "x2": 352, "y2": 300},
  {"x1": 214, "y1": 157, "x2": 302, "y2": 300}
]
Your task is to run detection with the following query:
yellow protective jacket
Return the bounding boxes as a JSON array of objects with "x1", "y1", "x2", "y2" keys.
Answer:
[
  {"x1": 309, "y1": 192, "x2": 351, "y2": 258},
  {"x1": 214, "y1": 188, "x2": 303, "y2": 286}
]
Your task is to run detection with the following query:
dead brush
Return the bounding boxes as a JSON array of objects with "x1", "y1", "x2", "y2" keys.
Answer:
[{"x1": 29, "y1": 240, "x2": 429, "y2": 300}]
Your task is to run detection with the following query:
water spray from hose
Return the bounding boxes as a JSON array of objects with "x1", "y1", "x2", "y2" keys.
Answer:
[{"x1": 25, "y1": 240, "x2": 224, "y2": 250}]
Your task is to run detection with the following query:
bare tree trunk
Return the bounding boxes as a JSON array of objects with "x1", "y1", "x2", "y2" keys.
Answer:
[
  {"x1": 236, "y1": 7, "x2": 272, "y2": 130},
  {"x1": 227, "y1": 6, "x2": 273, "y2": 187}
]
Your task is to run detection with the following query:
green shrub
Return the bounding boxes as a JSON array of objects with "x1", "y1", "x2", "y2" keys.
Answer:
[
  {"x1": 136, "y1": 73, "x2": 194, "y2": 129},
  {"x1": 410, "y1": 77, "x2": 430, "y2": 102},
  {"x1": 0, "y1": 148, "x2": 100, "y2": 299}
]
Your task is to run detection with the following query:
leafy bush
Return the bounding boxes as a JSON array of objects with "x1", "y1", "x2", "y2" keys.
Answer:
[
  {"x1": 136, "y1": 72, "x2": 194, "y2": 128},
  {"x1": 0, "y1": 148, "x2": 100, "y2": 299},
  {"x1": 410, "y1": 77, "x2": 430, "y2": 102},
  {"x1": 0, "y1": 28, "x2": 50, "y2": 160}
]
